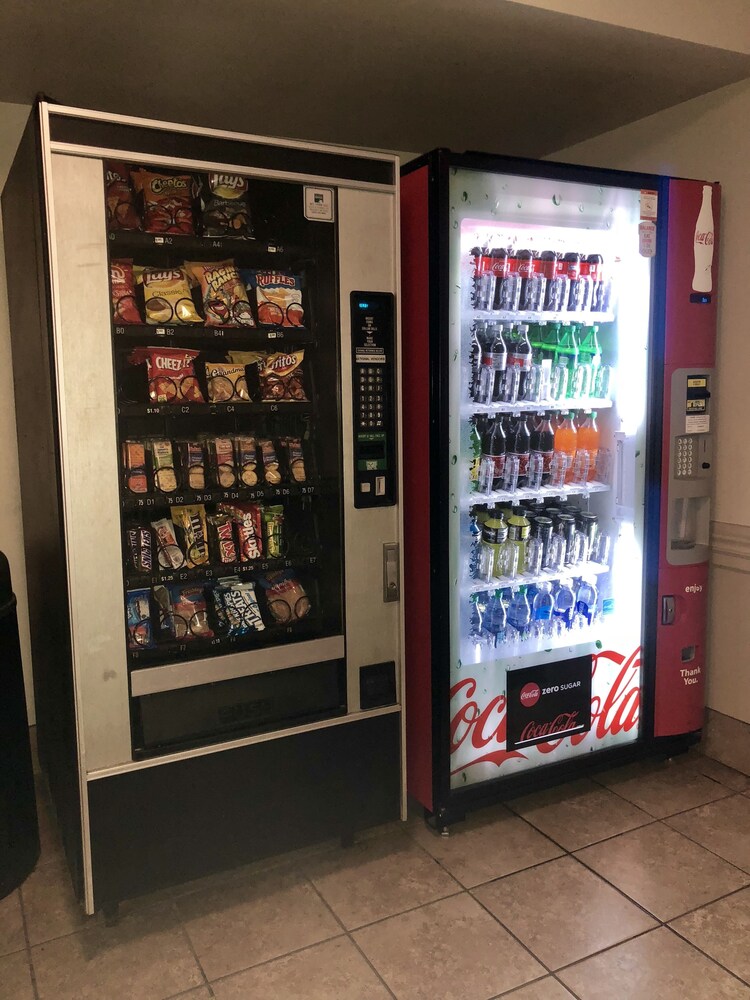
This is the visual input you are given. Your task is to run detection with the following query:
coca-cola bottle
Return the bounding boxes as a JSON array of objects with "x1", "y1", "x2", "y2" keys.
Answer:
[
  {"x1": 517, "y1": 249, "x2": 534, "y2": 309},
  {"x1": 477, "y1": 322, "x2": 507, "y2": 403},
  {"x1": 496, "y1": 250, "x2": 521, "y2": 311},
  {"x1": 471, "y1": 247, "x2": 495, "y2": 310},
  {"x1": 521, "y1": 252, "x2": 547, "y2": 311},
  {"x1": 541, "y1": 251, "x2": 565, "y2": 312},
  {"x1": 693, "y1": 185, "x2": 714, "y2": 293},
  {"x1": 577, "y1": 257, "x2": 593, "y2": 312},
  {"x1": 587, "y1": 254, "x2": 607, "y2": 312},
  {"x1": 507, "y1": 414, "x2": 531, "y2": 488},
  {"x1": 562, "y1": 252, "x2": 582, "y2": 310},
  {"x1": 481, "y1": 416, "x2": 506, "y2": 491},
  {"x1": 506, "y1": 323, "x2": 533, "y2": 400},
  {"x1": 530, "y1": 412, "x2": 555, "y2": 485}
]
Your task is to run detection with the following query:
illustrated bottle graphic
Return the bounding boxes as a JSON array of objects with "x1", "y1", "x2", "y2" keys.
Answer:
[{"x1": 692, "y1": 185, "x2": 714, "y2": 294}]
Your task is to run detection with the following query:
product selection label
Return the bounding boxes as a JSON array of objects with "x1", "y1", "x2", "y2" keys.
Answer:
[{"x1": 506, "y1": 655, "x2": 592, "y2": 750}]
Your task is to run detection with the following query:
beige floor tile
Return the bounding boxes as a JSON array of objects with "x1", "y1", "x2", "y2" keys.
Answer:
[
  {"x1": 666, "y1": 794, "x2": 750, "y2": 872},
  {"x1": 176, "y1": 868, "x2": 341, "y2": 981},
  {"x1": 559, "y1": 925, "x2": 749, "y2": 999},
  {"x1": 575, "y1": 823, "x2": 749, "y2": 921},
  {"x1": 670, "y1": 887, "x2": 750, "y2": 984},
  {"x1": 474, "y1": 856, "x2": 656, "y2": 970},
  {"x1": 0, "y1": 950, "x2": 34, "y2": 1000},
  {"x1": 406, "y1": 804, "x2": 562, "y2": 888},
  {"x1": 20, "y1": 856, "x2": 88, "y2": 945},
  {"x1": 353, "y1": 892, "x2": 544, "y2": 1000},
  {"x1": 507, "y1": 778, "x2": 653, "y2": 851},
  {"x1": 211, "y1": 937, "x2": 391, "y2": 999},
  {"x1": 503, "y1": 977, "x2": 578, "y2": 999},
  {"x1": 703, "y1": 710, "x2": 750, "y2": 776},
  {"x1": 594, "y1": 756, "x2": 733, "y2": 818},
  {"x1": 31, "y1": 900, "x2": 202, "y2": 1000},
  {"x1": 0, "y1": 891, "x2": 25, "y2": 957},
  {"x1": 305, "y1": 830, "x2": 459, "y2": 929},
  {"x1": 690, "y1": 753, "x2": 750, "y2": 792},
  {"x1": 164, "y1": 990, "x2": 212, "y2": 1000}
]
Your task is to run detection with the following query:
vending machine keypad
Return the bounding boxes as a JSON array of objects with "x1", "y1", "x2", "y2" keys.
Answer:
[
  {"x1": 675, "y1": 435, "x2": 696, "y2": 478},
  {"x1": 350, "y1": 292, "x2": 397, "y2": 507}
]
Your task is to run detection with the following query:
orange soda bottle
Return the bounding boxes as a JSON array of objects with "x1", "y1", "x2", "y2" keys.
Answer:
[
  {"x1": 554, "y1": 411, "x2": 578, "y2": 483},
  {"x1": 577, "y1": 411, "x2": 600, "y2": 481}
]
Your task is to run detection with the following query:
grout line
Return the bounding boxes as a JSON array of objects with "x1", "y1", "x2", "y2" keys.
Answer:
[
  {"x1": 553, "y1": 924, "x2": 660, "y2": 976},
  {"x1": 175, "y1": 901, "x2": 215, "y2": 998},
  {"x1": 664, "y1": 881, "x2": 750, "y2": 925},
  {"x1": 205, "y1": 932, "x2": 350, "y2": 990},
  {"x1": 660, "y1": 924, "x2": 750, "y2": 991},
  {"x1": 656, "y1": 813, "x2": 750, "y2": 879},
  {"x1": 568, "y1": 851, "x2": 668, "y2": 925},
  {"x1": 16, "y1": 888, "x2": 40, "y2": 1000},
  {"x1": 468, "y1": 888, "x2": 556, "y2": 978},
  {"x1": 305, "y1": 880, "x2": 399, "y2": 1000},
  {"x1": 487, "y1": 971, "x2": 553, "y2": 999}
]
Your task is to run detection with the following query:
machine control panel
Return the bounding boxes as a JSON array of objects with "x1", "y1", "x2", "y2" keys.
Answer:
[
  {"x1": 350, "y1": 292, "x2": 397, "y2": 508},
  {"x1": 667, "y1": 369, "x2": 714, "y2": 564}
]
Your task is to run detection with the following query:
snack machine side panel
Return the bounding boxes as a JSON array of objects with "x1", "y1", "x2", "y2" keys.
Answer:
[{"x1": 46, "y1": 152, "x2": 133, "y2": 771}]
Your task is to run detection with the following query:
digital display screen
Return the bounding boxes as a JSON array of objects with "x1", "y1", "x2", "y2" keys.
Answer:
[
  {"x1": 687, "y1": 376, "x2": 708, "y2": 389},
  {"x1": 359, "y1": 442, "x2": 385, "y2": 459}
]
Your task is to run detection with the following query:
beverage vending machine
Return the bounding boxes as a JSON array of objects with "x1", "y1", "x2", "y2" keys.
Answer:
[
  {"x1": 401, "y1": 149, "x2": 718, "y2": 827},
  {"x1": 2, "y1": 101, "x2": 404, "y2": 912}
]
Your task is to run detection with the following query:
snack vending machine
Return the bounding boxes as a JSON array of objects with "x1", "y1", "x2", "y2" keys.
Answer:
[
  {"x1": 401, "y1": 149, "x2": 718, "y2": 827},
  {"x1": 2, "y1": 102, "x2": 404, "y2": 912}
]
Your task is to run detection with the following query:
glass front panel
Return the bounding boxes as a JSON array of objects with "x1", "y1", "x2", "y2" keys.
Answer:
[
  {"x1": 448, "y1": 167, "x2": 650, "y2": 788},
  {"x1": 106, "y1": 164, "x2": 343, "y2": 682}
]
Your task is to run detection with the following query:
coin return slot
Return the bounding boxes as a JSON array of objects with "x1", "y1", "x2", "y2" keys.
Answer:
[{"x1": 681, "y1": 645, "x2": 696, "y2": 663}]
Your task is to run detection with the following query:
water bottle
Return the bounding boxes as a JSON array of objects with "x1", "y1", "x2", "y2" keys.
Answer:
[
  {"x1": 575, "y1": 578, "x2": 598, "y2": 625},
  {"x1": 484, "y1": 590, "x2": 507, "y2": 644},
  {"x1": 469, "y1": 593, "x2": 483, "y2": 641},
  {"x1": 553, "y1": 580, "x2": 575, "y2": 627},
  {"x1": 507, "y1": 587, "x2": 531, "y2": 637},
  {"x1": 532, "y1": 582, "x2": 554, "y2": 621}
]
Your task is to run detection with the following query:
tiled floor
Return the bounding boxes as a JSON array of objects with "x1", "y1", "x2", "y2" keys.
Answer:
[{"x1": 4, "y1": 746, "x2": 750, "y2": 999}]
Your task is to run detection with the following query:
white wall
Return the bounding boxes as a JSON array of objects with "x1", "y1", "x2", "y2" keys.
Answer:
[{"x1": 551, "y1": 78, "x2": 750, "y2": 724}]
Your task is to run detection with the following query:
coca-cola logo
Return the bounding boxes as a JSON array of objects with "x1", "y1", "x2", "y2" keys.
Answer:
[
  {"x1": 520, "y1": 712, "x2": 580, "y2": 741},
  {"x1": 519, "y1": 682, "x2": 540, "y2": 707},
  {"x1": 695, "y1": 231, "x2": 714, "y2": 246},
  {"x1": 449, "y1": 646, "x2": 641, "y2": 776}
]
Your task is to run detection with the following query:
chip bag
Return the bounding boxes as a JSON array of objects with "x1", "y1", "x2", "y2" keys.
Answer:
[
  {"x1": 187, "y1": 260, "x2": 255, "y2": 327},
  {"x1": 105, "y1": 162, "x2": 141, "y2": 231},
  {"x1": 128, "y1": 347, "x2": 205, "y2": 404},
  {"x1": 132, "y1": 169, "x2": 195, "y2": 234},
  {"x1": 257, "y1": 570, "x2": 311, "y2": 623},
  {"x1": 205, "y1": 362, "x2": 250, "y2": 402},
  {"x1": 110, "y1": 259, "x2": 142, "y2": 324},
  {"x1": 246, "y1": 270, "x2": 305, "y2": 327},
  {"x1": 126, "y1": 589, "x2": 153, "y2": 648},
  {"x1": 200, "y1": 173, "x2": 254, "y2": 238},
  {"x1": 256, "y1": 350, "x2": 308, "y2": 402},
  {"x1": 140, "y1": 266, "x2": 202, "y2": 325}
]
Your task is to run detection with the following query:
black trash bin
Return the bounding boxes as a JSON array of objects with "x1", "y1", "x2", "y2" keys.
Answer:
[{"x1": 0, "y1": 550, "x2": 39, "y2": 898}]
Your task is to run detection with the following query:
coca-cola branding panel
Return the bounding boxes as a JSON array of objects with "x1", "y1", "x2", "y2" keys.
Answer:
[{"x1": 505, "y1": 655, "x2": 592, "y2": 750}]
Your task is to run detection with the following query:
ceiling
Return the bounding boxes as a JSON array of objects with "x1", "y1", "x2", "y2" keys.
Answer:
[{"x1": 0, "y1": 0, "x2": 749, "y2": 159}]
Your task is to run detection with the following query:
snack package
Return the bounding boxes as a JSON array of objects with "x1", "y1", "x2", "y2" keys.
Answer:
[
  {"x1": 205, "y1": 361, "x2": 250, "y2": 402},
  {"x1": 258, "y1": 438, "x2": 282, "y2": 484},
  {"x1": 256, "y1": 351, "x2": 308, "y2": 402},
  {"x1": 105, "y1": 162, "x2": 141, "y2": 231},
  {"x1": 206, "y1": 436, "x2": 237, "y2": 488},
  {"x1": 262, "y1": 504, "x2": 285, "y2": 558},
  {"x1": 258, "y1": 570, "x2": 311, "y2": 623},
  {"x1": 281, "y1": 436, "x2": 307, "y2": 482},
  {"x1": 187, "y1": 260, "x2": 255, "y2": 327},
  {"x1": 213, "y1": 578, "x2": 264, "y2": 634},
  {"x1": 234, "y1": 434, "x2": 257, "y2": 486},
  {"x1": 126, "y1": 588, "x2": 153, "y2": 648},
  {"x1": 200, "y1": 173, "x2": 254, "y2": 238},
  {"x1": 218, "y1": 502, "x2": 263, "y2": 561},
  {"x1": 147, "y1": 439, "x2": 178, "y2": 493},
  {"x1": 128, "y1": 347, "x2": 205, "y2": 403},
  {"x1": 169, "y1": 584, "x2": 213, "y2": 639},
  {"x1": 132, "y1": 169, "x2": 195, "y2": 234},
  {"x1": 207, "y1": 514, "x2": 237, "y2": 564},
  {"x1": 177, "y1": 440, "x2": 205, "y2": 491},
  {"x1": 140, "y1": 266, "x2": 202, "y2": 325},
  {"x1": 122, "y1": 440, "x2": 148, "y2": 494},
  {"x1": 125, "y1": 525, "x2": 152, "y2": 574},
  {"x1": 110, "y1": 259, "x2": 142, "y2": 324},
  {"x1": 151, "y1": 518, "x2": 184, "y2": 569},
  {"x1": 247, "y1": 270, "x2": 304, "y2": 327},
  {"x1": 171, "y1": 505, "x2": 209, "y2": 567}
]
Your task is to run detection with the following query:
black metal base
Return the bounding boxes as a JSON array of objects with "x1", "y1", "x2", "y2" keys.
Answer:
[{"x1": 87, "y1": 712, "x2": 401, "y2": 910}]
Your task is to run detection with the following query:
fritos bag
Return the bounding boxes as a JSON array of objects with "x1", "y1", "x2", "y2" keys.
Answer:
[
  {"x1": 105, "y1": 161, "x2": 141, "y2": 231},
  {"x1": 128, "y1": 347, "x2": 205, "y2": 404},
  {"x1": 140, "y1": 266, "x2": 202, "y2": 325},
  {"x1": 247, "y1": 270, "x2": 305, "y2": 327},
  {"x1": 132, "y1": 169, "x2": 196, "y2": 234},
  {"x1": 256, "y1": 350, "x2": 308, "y2": 402},
  {"x1": 111, "y1": 259, "x2": 142, "y2": 324},
  {"x1": 187, "y1": 260, "x2": 255, "y2": 327},
  {"x1": 200, "y1": 174, "x2": 254, "y2": 238}
]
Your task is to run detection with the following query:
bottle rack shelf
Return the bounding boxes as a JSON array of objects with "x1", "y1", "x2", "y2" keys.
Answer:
[
  {"x1": 464, "y1": 559, "x2": 610, "y2": 597},
  {"x1": 463, "y1": 481, "x2": 610, "y2": 509},
  {"x1": 462, "y1": 397, "x2": 612, "y2": 417},
  {"x1": 464, "y1": 617, "x2": 607, "y2": 664},
  {"x1": 470, "y1": 309, "x2": 615, "y2": 324}
]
